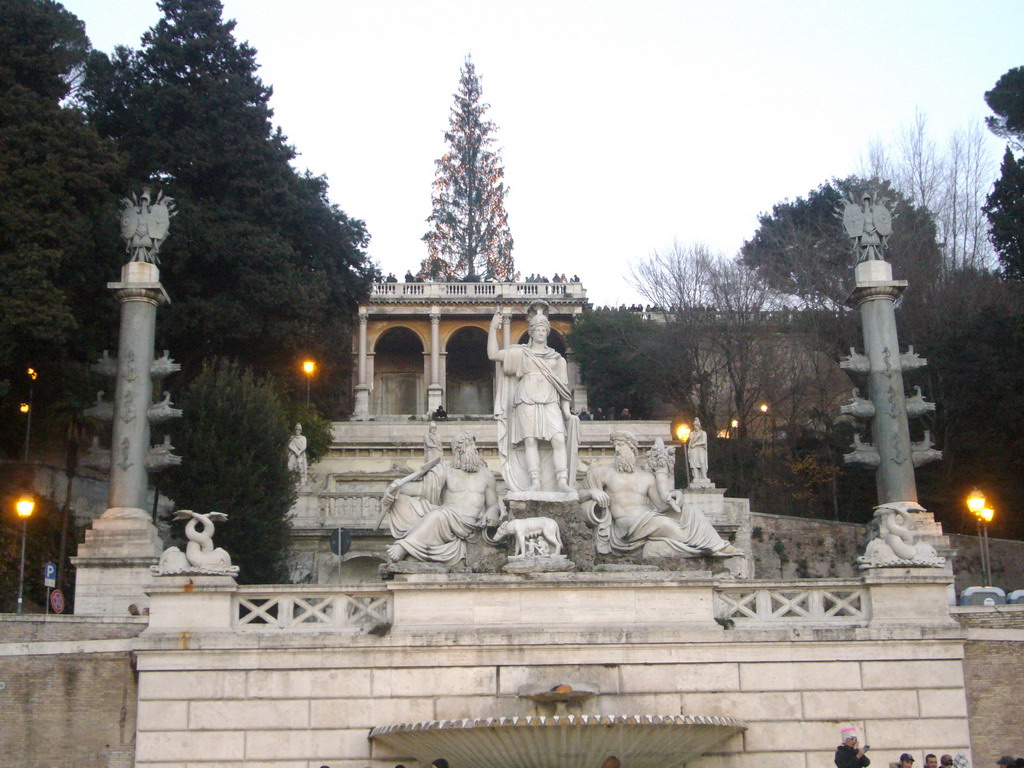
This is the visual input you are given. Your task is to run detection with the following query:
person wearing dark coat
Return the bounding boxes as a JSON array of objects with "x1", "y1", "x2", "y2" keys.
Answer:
[{"x1": 834, "y1": 728, "x2": 870, "y2": 768}]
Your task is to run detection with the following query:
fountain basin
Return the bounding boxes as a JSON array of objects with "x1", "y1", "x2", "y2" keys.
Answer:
[{"x1": 369, "y1": 713, "x2": 746, "y2": 768}]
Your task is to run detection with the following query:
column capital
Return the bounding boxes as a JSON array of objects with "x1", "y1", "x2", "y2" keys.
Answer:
[
  {"x1": 429, "y1": 312, "x2": 441, "y2": 324},
  {"x1": 358, "y1": 313, "x2": 369, "y2": 326},
  {"x1": 108, "y1": 283, "x2": 169, "y2": 306}
]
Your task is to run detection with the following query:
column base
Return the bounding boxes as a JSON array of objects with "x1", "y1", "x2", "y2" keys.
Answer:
[
  {"x1": 72, "y1": 509, "x2": 164, "y2": 616},
  {"x1": 427, "y1": 385, "x2": 443, "y2": 413},
  {"x1": 352, "y1": 385, "x2": 371, "y2": 420}
]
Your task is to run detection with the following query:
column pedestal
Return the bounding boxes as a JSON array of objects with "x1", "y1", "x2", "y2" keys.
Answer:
[{"x1": 353, "y1": 385, "x2": 371, "y2": 420}]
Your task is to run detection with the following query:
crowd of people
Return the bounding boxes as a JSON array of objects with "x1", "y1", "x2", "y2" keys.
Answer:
[
  {"x1": 378, "y1": 271, "x2": 581, "y2": 284},
  {"x1": 577, "y1": 406, "x2": 633, "y2": 421},
  {"x1": 835, "y1": 727, "x2": 1013, "y2": 768}
]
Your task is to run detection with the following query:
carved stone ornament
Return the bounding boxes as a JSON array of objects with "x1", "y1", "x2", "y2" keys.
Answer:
[
  {"x1": 119, "y1": 187, "x2": 176, "y2": 265},
  {"x1": 494, "y1": 516, "x2": 564, "y2": 557},
  {"x1": 152, "y1": 510, "x2": 239, "y2": 576},
  {"x1": 856, "y1": 501, "x2": 944, "y2": 569}
]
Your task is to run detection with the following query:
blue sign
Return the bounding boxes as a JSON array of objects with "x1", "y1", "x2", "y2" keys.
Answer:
[{"x1": 44, "y1": 562, "x2": 57, "y2": 588}]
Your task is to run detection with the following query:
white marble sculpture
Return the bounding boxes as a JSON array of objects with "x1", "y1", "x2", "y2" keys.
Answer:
[
  {"x1": 423, "y1": 421, "x2": 443, "y2": 462},
  {"x1": 686, "y1": 418, "x2": 711, "y2": 487},
  {"x1": 857, "y1": 501, "x2": 944, "y2": 569},
  {"x1": 288, "y1": 423, "x2": 308, "y2": 485},
  {"x1": 488, "y1": 300, "x2": 579, "y2": 494},
  {"x1": 119, "y1": 187, "x2": 176, "y2": 264},
  {"x1": 579, "y1": 431, "x2": 739, "y2": 558},
  {"x1": 382, "y1": 431, "x2": 499, "y2": 565},
  {"x1": 838, "y1": 190, "x2": 893, "y2": 262},
  {"x1": 495, "y1": 517, "x2": 564, "y2": 558},
  {"x1": 152, "y1": 510, "x2": 239, "y2": 575}
]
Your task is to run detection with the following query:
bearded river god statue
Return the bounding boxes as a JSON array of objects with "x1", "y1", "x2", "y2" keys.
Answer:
[
  {"x1": 579, "y1": 431, "x2": 740, "y2": 558},
  {"x1": 488, "y1": 300, "x2": 579, "y2": 495},
  {"x1": 381, "y1": 431, "x2": 500, "y2": 566}
]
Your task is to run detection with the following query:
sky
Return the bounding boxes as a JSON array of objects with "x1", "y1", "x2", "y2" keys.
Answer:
[{"x1": 60, "y1": 0, "x2": 1021, "y2": 306}]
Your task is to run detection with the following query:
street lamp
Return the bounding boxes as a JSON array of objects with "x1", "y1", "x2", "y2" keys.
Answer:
[
  {"x1": 22, "y1": 367, "x2": 36, "y2": 463},
  {"x1": 15, "y1": 495, "x2": 35, "y2": 615},
  {"x1": 301, "y1": 359, "x2": 316, "y2": 406},
  {"x1": 675, "y1": 423, "x2": 691, "y2": 486},
  {"x1": 965, "y1": 488, "x2": 993, "y2": 587}
]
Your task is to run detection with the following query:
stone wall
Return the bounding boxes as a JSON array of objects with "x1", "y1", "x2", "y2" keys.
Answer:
[
  {"x1": 0, "y1": 616, "x2": 144, "y2": 768},
  {"x1": 954, "y1": 605, "x2": 1024, "y2": 764},
  {"x1": 131, "y1": 575, "x2": 971, "y2": 767},
  {"x1": 749, "y1": 512, "x2": 1024, "y2": 595}
]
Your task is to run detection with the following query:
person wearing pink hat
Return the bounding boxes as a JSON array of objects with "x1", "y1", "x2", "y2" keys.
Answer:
[{"x1": 835, "y1": 727, "x2": 871, "y2": 768}]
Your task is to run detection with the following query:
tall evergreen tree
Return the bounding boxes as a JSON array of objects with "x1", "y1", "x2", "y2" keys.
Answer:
[
  {"x1": 0, "y1": 0, "x2": 125, "y2": 454},
  {"x1": 983, "y1": 67, "x2": 1024, "y2": 279},
  {"x1": 161, "y1": 358, "x2": 294, "y2": 584},
  {"x1": 422, "y1": 55, "x2": 514, "y2": 281},
  {"x1": 82, "y1": 0, "x2": 374, "y2": 391}
]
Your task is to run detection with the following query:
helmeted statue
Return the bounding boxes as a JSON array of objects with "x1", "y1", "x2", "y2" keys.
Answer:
[
  {"x1": 488, "y1": 300, "x2": 579, "y2": 493},
  {"x1": 838, "y1": 190, "x2": 893, "y2": 262},
  {"x1": 120, "y1": 187, "x2": 176, "y2": 264}
]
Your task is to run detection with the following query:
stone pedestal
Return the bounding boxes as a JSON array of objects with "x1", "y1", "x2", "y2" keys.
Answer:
[
  {"x1": 353, "y1": 385, "x2": 371, "y2": 420},
  {"x1": 72, "y1": 511, "x2": 164, "y2": 616},
  {"x1": 678, "y1": 486, "x2": 726, "y2": 521},
  {"x1": 427, "y1": 384, "x2": 443, "y2": 413},
  {"x1": 505, "y1": 494, "x2": 594, "y2": 572}
]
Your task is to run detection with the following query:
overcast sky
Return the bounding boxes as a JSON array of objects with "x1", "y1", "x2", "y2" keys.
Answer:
[{"x1": 61, "y1": 0, "x2": 1020, "y2": 306}]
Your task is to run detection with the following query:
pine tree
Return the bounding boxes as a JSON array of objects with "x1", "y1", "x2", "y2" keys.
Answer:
[
  {"x1": 161, "y1": 358, "x2": 295, "y2": 584},
  {"x1": 422, "y1": 56, "x2": 514, "y2": 281}
]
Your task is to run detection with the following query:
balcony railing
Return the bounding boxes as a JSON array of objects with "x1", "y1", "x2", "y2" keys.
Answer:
[
  {"x1": 370, "y1": 281, "x2": 585, "y2": 302},
  {"x1": 714, "y1": 583, "x2": 870, "y2": 623},
  {"x1": 233, "y1": 587, "x2": 392, "y2": 630}
]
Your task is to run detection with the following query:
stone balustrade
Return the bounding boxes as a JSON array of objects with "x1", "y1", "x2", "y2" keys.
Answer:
[
  {"x1": 370, "y1": 280, "x2": 584, "y2": 302},
  {"x1": 234, "y1": 586, "x2": 391, "y2": 631},
  {"x1": 714, "y1": 581, "x2": 870, "y2": 623}
]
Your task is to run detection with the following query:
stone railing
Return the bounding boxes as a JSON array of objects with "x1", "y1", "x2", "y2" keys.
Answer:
[
  {"x1": 233, "y1": 587, "x2": 391, "y2": 631},
  {"x1": 371, "y1": 281, "x2": 585, "y2": 302},
  {"x1": 714, "y1": 583, "x2": 870, "y2": 623}
]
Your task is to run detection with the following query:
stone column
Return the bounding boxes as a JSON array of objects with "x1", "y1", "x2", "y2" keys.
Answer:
[
  {"x1": 73, "y1": 261, "x2": 168, "y2": 615},
  {"x1": 353, "y1": 311, "x2": 371, "y2": 420},
  {"x1": 849, "y1": 260, "x2": 916, "y2": 504},
  {"x1": 427, "y1": 309, "x2": 443, "y2": 413}
]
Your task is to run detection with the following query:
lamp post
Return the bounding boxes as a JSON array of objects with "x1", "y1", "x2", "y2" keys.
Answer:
[
  {"x1": 22, "y1": 367, "x2": 36, "y2": 463},
  {"x1": 675, "y1": 422, "x2": 691, "y2": 486},
  {"x1": 15, "y1": 495, "x2": 35, "y2": 614},
  {"x1": 966, "y1": 488, "x2": 993, "y2": 587},
  {"x1": 302, "y1": 359, "x2": 316, "y2": 406}
]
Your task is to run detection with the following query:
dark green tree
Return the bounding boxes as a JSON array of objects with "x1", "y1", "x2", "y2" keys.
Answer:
[
  {"x1": 984, "y1": 66, "x2": 1024, "y2": 151},
  {"x1": 984, "y1": 149, "x2": 1024, "y2": 279},
  {"x1": 0, "y1": 0, "x2": 125, "y2": 455},
  {"x1": 983, "y1": 68, "x2": 1024, "y2": 279},
  {"x1": 422, "y1": 55, "x2": 514, "y2": 281},
  {"x1": 740, "y1": 176, "x2": 942, "y2": 316},
  {"x1": 82, "y1": 0, "x2": 374, "y2": 394},
  {"x1": 161, "y1": 358, "x2": 294, "y2": 584}
]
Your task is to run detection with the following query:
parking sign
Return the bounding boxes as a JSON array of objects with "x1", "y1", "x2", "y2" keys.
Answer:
[{"x1": 44, "y1": 562, "x2": 57, "y2": 588}]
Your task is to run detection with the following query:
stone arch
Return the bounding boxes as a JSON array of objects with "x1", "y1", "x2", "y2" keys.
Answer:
[
  {"x1": 446, "y1": 325, "x2": 493, "y2": 415},
  {"x1": 373, "y1": 326, "x2": 424, "y2": 415}
]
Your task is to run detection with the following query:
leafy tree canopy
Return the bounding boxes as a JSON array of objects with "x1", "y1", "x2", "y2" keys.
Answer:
[
  {"x1": 740, "y1": 176, "x2": 942, "y2": 310},
  {"x1": 82, "y1": 0, "x2": 374, "y2": 386},
  {"x1": 985, "y1": 66, "x2": 1024, "y2": 149},
  {"x1": 0, "y1": 0, "x2": 125, "y2": 455},
  {"x1": 422, "y1": 55, "x2": 514, "y2": 281},
  {"x1": 161, "y1": 358, "x2": 295, "y2": 584}
]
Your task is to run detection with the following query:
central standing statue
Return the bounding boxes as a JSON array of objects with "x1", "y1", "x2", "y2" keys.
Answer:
[{"x1": 489, "y1": 301, "x2": 579, "y2": 493}]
